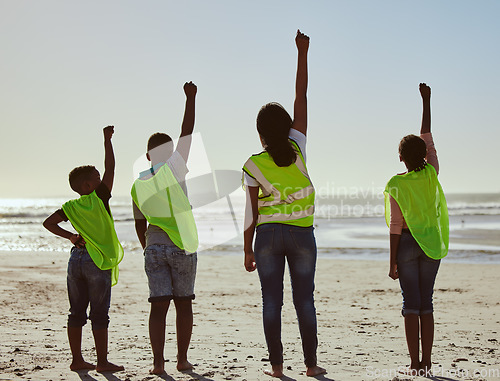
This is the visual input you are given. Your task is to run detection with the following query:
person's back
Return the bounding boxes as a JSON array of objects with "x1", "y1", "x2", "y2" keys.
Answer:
[
  {"x1": 132, "y1": 138, "x2": 198, "y2": 253},
  {"x1": 132, "y1": 82, "x2": 198, "y2": 375},
  {"x1": 384, "y1": 83, "x2": 448, "y2": 377},
  {"x1": 242, "y1": 30, "x2": 326, "y2": 378},
  {"x1": 42, "y1": 126, "x2": 124, "y2": 373},
  {"x1": 244, "y1": 132, "x2": 314, "y2": 227}
]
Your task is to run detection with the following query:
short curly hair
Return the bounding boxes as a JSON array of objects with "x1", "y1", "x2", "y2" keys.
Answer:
[{"x1": 68, "y1": 165, "x2": 97, "y2": 193}]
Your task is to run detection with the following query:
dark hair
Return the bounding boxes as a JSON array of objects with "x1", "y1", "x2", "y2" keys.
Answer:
[
  {"x1": 147, "y1": 133, "x2": 173, "y2": 151},
  {"x1": 68, "y1": 165, "x2": 97, "y2": 193},
  {"x1": 256, "y1": 103, "x2": 296, "y2": 167},
  {"x1": 399, "y1": 134, "x2": 427, "y2": 171}
]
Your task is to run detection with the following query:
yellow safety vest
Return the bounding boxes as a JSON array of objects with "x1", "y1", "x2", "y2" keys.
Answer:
[
  {"x1": 384, "y1": 164, "x2": 449, "y2": 260},
  {"x1": 62, "y1": 191, "x2": 124, "y2": 286},
  {"x1": 131, "y1": 163, "x2": 198, "y2": 253},
  {"x1": 243, "y1": 140, "x2": 315, "y2": 227}
]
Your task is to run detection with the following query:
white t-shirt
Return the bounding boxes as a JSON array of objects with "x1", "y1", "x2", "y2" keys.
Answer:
[
  {"x1": 138, "y1": 150, "x2": 188, "y2": 184},
  {"x1": 244, "y1": 129, "x2": 307, "y2": 187}
]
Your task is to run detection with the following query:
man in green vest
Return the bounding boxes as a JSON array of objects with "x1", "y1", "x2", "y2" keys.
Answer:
[
  {"x1": 43, "y1": 126, "x2": 124, "y2": 373},
  {"x1": 132, "y1": 82, "x2": 198, "y2": 375}
]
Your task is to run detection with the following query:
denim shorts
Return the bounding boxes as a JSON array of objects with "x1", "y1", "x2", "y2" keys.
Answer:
[
  {"x1": 397, "y1": 230, "x2": 441, "y2": 316},
  {"x1": 67, "y1": 247, "x2": 111, "y2": 330},
  {"x1": 144, "y1": 244, "x2": 197, "y2": 303}
]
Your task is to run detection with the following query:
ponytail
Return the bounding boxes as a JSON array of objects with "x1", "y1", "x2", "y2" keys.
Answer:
[
  {"x1": 257, "y1": 103, "x2": 296, "y2": 167},
  {"x1": 264, "y1": 136, "x2": 296, "y2": 167}
]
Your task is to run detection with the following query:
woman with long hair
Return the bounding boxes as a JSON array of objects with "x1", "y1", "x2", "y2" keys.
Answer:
[{"x1": 243, "y1": 30, "x2": 325, "y2": 378}]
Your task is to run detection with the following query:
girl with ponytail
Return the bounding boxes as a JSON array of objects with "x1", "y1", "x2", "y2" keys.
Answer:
[
  {"x1": 385, "y1": 83, "x2": 449, "y2": 376},
  {"x1": 242, "y1": 30, "x2": 325, "y2": 378}
]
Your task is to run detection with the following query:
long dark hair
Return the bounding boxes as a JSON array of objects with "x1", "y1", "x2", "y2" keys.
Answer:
[
  {"x1": 256, "y1": 103, "x2": 296, "y2": 167},
  {"x1": 399, "y1": 134, "x2": 427, "y2": 171}
]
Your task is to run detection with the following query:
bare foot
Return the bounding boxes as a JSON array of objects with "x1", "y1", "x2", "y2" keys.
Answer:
[
  {"x1": 419, "y1": 361, "x2": 433, "y2": 377},
  {"x1": 306, "y1": 365, "x2": 326, "y2": 377},
  {"x1": 96, "y1": 361, "x2": 124, "y2": 373},
  {"x1": 70, "y1": 360, "x2": 95, "y2": 371},
  {"x1": 264, "y1": 364, "x2": 284, "y2": 378},
  {"x1": 149, "y1": 357, "x2": 165, "y2": 375},
  {"x1": 149, "y1": 365, "x2": 165, "y2": 375},
  {"x1": 177, "y1": 360, "x2": 193, "y2": 371}
]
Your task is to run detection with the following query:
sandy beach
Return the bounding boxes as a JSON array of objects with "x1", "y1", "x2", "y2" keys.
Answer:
[{"x1": 0, "y1": 249, "x2": 499, "y2": 381}]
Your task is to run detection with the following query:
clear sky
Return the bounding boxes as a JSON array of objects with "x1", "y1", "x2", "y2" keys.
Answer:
[{"x1": 1, "y1": 0, "x2": 499, "y2": 198}]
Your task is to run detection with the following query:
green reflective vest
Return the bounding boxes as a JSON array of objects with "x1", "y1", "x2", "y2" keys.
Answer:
[
  {"x1": 131, "y1": 163, "x2": 198, "y2": 253},
  {"x1": 243, "y1": 140, "x2": 315, "y2": 227},
  {"x1": 62, "y1": 191, "x2": 124, "y2": 286},
  {"x1": 384, "y1": 164, "x2": 449, "y2": 260}
]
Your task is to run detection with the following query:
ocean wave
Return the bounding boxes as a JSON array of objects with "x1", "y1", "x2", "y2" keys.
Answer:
[
  {"x1": 1, "y1": 195, "x2": 499, "y2": 224},
  {"x1": 447, "y1": 202, "x2": 500, "y2": 215},
  {"x1": 0, "y1": 212, "x2": 53, "y2": 219}
]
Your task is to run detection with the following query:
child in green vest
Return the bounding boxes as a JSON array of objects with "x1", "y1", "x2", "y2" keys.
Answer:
[
  {"x1": 43, "y1": 126, "x2": 124, "y2": 373},
  {"x1": 384, "y1": 83, "x2": 448, "y2": 376},
  {"x1": 132, "y1": 82, "x2": 198, "y2": 375}
]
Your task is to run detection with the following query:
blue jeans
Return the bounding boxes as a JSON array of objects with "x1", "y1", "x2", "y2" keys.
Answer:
[
  {"x1": 397, "y1": 230, "x2": 441, "y2": 316},
  {"x1": 254, "y1": 223, "x2": 318, "y2": 367},
  {"x1": 67, "y1": 247, "x2": 111, "y2": 330}
]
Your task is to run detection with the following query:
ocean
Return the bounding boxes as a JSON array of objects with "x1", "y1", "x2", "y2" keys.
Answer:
[{"x1": 0, "y1": 193, "x2": 499, "y2": 263}]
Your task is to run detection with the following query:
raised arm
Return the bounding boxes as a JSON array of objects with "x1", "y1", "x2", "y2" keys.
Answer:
[
  {"x1": 177, "y1": 81, "x2": 197, "y2": 163},
  {"x1": 101, "y1": 125, "x2": 115, "y2": 192},
  {"x1": 419, "y1": 83, "x2": 440, "y2": 173},
  {"x1": 419, "y1": 83, "x2": 431, "y2": 134},
  {"x1": 292, "y1": 30, "x2": 309, "y2": 136}
]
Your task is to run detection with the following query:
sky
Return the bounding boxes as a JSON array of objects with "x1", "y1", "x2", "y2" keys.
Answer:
[{"x1": 1, "y1": 0, "x2": 499, "y2": 198}]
